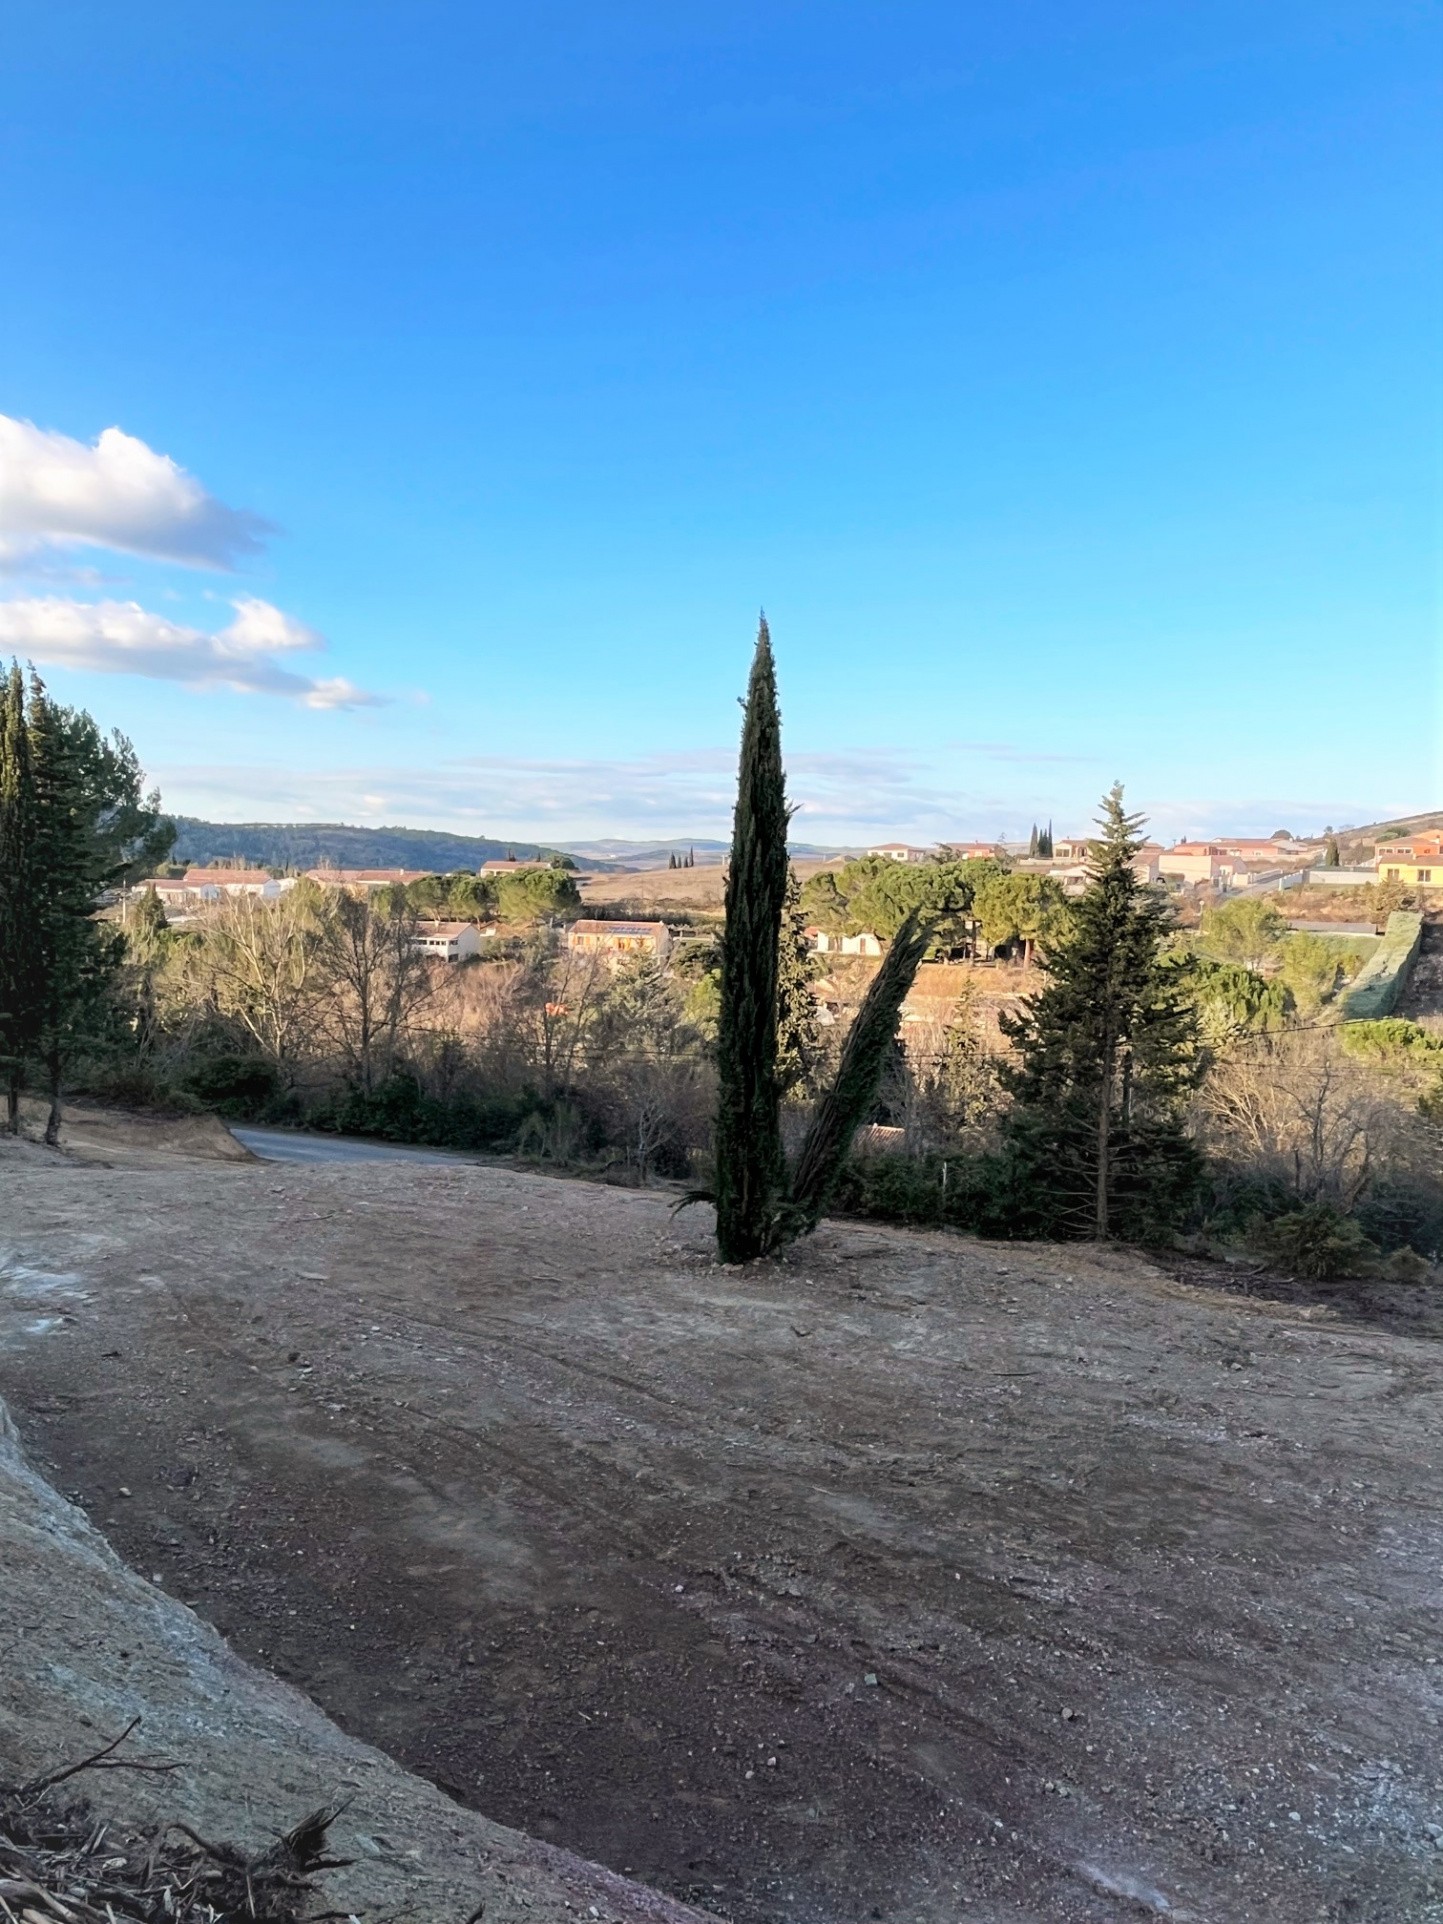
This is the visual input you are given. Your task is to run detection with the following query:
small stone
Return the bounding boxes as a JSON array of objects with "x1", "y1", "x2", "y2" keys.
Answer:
[
  {"x1": 864, "y1": 1672, "x2": 879, "y2": 1687},
  {"x1": 767, "y1": 1756, "x2": 777, "y2": 1767},
  {"x1": 1288, "y1": 1811, "x2": 1301, "y2": 1822},
  {"x1": 1061, "y1": 1707, "x2": 1076, "y2": 1721},
  {"x1": 118, "y1": 1487, "x2": 132, "y2": 1498}
]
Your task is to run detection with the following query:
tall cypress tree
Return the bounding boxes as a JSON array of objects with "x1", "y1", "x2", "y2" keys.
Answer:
[
  {"x1": 714, "y1": 618, "x2": 791, "y2": 1261},
  {"x1": 1027, "y1": 823, "x2": 1039, "y2": 858},
  {"x1": 999, "y1": 784, "x2": 1201, "y2": 1240},
  {"x1": 708, "y1": 621, "x2": 932, "y2": 1258}
]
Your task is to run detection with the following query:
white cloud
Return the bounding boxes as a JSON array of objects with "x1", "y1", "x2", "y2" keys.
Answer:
[
  {"x1": 0, "y1": 594, "x2": 382, "y2": 710},
  {"x1": 145, "y1": 746, "x2": 1075, "y2": 840},
  {"x1": 0, "y1": 415, "x2": 271, "y2": 570},
  {"x1": 148, "y1": 750, "x2": 1399, "y2": 846}
]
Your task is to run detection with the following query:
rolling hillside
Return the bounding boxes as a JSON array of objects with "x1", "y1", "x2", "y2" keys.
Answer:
[{"x1": 168, "y1": 818, "x2": 592, "y2": 872}]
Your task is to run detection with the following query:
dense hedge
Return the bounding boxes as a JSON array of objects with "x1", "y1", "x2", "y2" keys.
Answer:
[{"x1": 1339, "y1": 913, "x2": 1424, "y2": 1020}]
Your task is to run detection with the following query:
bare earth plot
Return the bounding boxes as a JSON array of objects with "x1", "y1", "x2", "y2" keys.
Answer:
[{"x1": 1, "y1": 1125, "x2": 1441, "y2": 1924}]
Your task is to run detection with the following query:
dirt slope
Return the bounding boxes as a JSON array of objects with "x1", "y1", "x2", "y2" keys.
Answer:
[
  {"x1": 1, "y1": 1132, "x2": 1441, "y2": 1923},
  {"x1": 0, "y1": 1389, "x2": 712, "y2": 1923}
]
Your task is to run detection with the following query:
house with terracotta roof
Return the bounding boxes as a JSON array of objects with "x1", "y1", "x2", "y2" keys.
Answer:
[
  {"x1": 942, "y1": 842, "x2": 1004, "y2": 862},
  {"x1": 1376, "y1": 837, "x2": 1442, "y2": 888},
  {"x1": 305, "y1": 867, "x2": 430, "y2": 891},
  {"x1": 867, "y1": 843, "x2": 931, "y2": 863},
  {"x1": 149, "y1": 868, "x2": 296, "y2": 906},
  {"x1": 566, "y1": 919, "x2": 671, "y2": 960}
]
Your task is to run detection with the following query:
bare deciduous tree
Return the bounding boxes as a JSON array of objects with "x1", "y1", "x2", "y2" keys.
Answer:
[
  {"x1": 314, "y1": 891, "x2": 433, "y2": 1092},
  {"x1": 203, "y1": 891, "x2": 323, "y2": 1068}
]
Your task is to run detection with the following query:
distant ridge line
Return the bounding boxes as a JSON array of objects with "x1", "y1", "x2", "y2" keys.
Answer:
[{"x1": 167, "y1": 818, "x2": 866, "y2": 874}]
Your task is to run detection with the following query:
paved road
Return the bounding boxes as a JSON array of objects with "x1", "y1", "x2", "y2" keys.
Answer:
[{"x1": 229, "y1": 1125, "x2": 479, "y2": 1166}]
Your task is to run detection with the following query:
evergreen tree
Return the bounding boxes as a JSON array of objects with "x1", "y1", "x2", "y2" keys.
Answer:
[
  {"x1": 714, "y1": 618, "x2": 791, "y2": 1261},
  {"x1": 775, "y1": 870, "x2": 821, "y2": 1099},
  {"x1": 0, "y1": 664, "x2": 41, "y2": 1130},
  {"x1": 786, "y1": 910, "x2": 931, "y2": 1236},
  {"x1": 1324, "y1": 834, "x2": 1342, "y2": 868},
  {"x1": 1027, "y1": 823, "x2": 1039, "y2": 858},
  {"x1": 0, "y1": 663, "x2": 169, "y2": 1138},
  {"x1": 999, "y1": 784, "x2": 1202, "y2": 1240},
  {"x1": 708, "y1": 622, "x2": 932, "y2": 1258},
  {"x1": 132, "y1": 885, "x2": 170, "y2": 942},
  {"x1": 1040, "y1": 820, "x2": 1054, "y2": 859}
]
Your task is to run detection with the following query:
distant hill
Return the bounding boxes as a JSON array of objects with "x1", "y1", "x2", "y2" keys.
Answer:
[
  {"x1": 564, "y1": 837, "x2": 863, "y2": 868},
  {"x1": 1334, "y1": 809, "x2": 1443, "y2": 861},
  {"x1": 167, "y1": 819, "x2": 603, "y2": 873}
]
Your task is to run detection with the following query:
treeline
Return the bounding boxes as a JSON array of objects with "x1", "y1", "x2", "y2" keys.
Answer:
[
  {"x1": 368, "y1": 865, "x2": 582, "y2": 923},
  {"x1": 4, "y1": 666, "x2": 1438, "y2": 1276},
  {"x1": 800, "y1": 854, "x2": 1066, "y2": 958}
]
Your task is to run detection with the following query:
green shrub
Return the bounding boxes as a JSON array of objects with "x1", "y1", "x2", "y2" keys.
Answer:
[
  {"x1": 1253, "y1": 1202, "x2": 1377, "y2": 1280},
  {"x1": 184, "y1": 1053, "x2": 280, "y2": 1119}
]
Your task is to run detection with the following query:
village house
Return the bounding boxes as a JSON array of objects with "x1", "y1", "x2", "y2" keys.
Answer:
[
  {"x1": 566, "y1": 919, "x2": 672, "y2": 960},
  {"x1": 148, "y1": 868, "x2": 297, "y2": 907},
  {"x1": 479, "y1": 859, "x2": 551, "y2": 875},
  {"x1": 942, "y1": 841, "x2": 1003, "y2": 862},
  {"x1": 807, "y1": 927, "x2": 884, "y2": 957},
  {"x1": 409, "y1": 920, "x2": 487, "y2": 961},
  {"x1": 1213, "y1": 834, "x2": 1315, "y2": 865},
  {"x1": 304, "y1": 867, "x2": 430, "y2": 891},
  {"x1": 1376, "y1": 837, "x2": 1442, "y2": 888},
  {"x1": 866, "y1": 843, "x2": 931, "y2": 863},
  {"x1": 1158, "y1": 842, "x2": 1243, "y2": 888}
]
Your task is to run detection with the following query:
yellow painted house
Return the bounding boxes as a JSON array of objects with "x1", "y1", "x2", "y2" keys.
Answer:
[{"x1": 1376, "y1": 837, "x2": 1442, "y2": 887}]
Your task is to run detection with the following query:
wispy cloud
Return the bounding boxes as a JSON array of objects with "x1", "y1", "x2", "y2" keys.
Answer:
[
  {"x1": 148, "y1": 748, "x2": 1400, "y2": 844},
  {"x1": 0, "y1": 594, "x2": 383, "y2": 710},
  {"x1": 148, "y1": 745, "x2": 1073, "y2": 839},
  {"x1": 0, "y1": 415, "x2": 272, "y2": 571}
]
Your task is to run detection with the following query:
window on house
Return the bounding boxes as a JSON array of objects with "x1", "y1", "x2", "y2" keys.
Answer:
[{"x1": 1419, "y1": 870, "x2": 1432, "y2": 883}]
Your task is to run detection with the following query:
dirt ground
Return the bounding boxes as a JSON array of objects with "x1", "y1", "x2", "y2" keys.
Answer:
[{"x1": 2, "y1": 1124, "x2": 1441, "y2": 1924}]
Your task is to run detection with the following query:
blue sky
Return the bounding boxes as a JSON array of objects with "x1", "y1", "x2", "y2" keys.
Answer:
[{"x1": 1, "y1": 1, "x2": 1438, "y2": 844}]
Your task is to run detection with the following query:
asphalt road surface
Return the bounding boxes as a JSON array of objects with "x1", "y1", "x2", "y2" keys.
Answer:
[{"x1": 229, "y1": 1125, "x2": 478, "y2": 1166}]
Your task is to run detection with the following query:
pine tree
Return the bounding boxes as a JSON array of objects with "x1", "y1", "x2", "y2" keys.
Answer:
[
  {"x1": 1028, "y1": 823, "x2": 1039, "y2": 858},
  {"x1": 775, "y1": 870, "x2": 821, "y2": 1099},
  {"x1": 999, "y1": 784, "x2": 1202, "y2": 1240},
  {"x1": 1040, "y1": 820, "x2": 1054, "y2": 859},
  {"x1": 29, "y1": 679, "x2": 124, "y2": 1142},
  {"x1": 0, "y1": 663, "x2": 41, "y2": 1130},
  {"x1": 1324, "y1": 834, "x2": 1341, "y2": 868},
  {"x1": 0, "y1": 665, "x2": 167, "y2": 1139},
  {"x1": 714, "y1": 618, "x2": 791, "y2": 1261}
]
